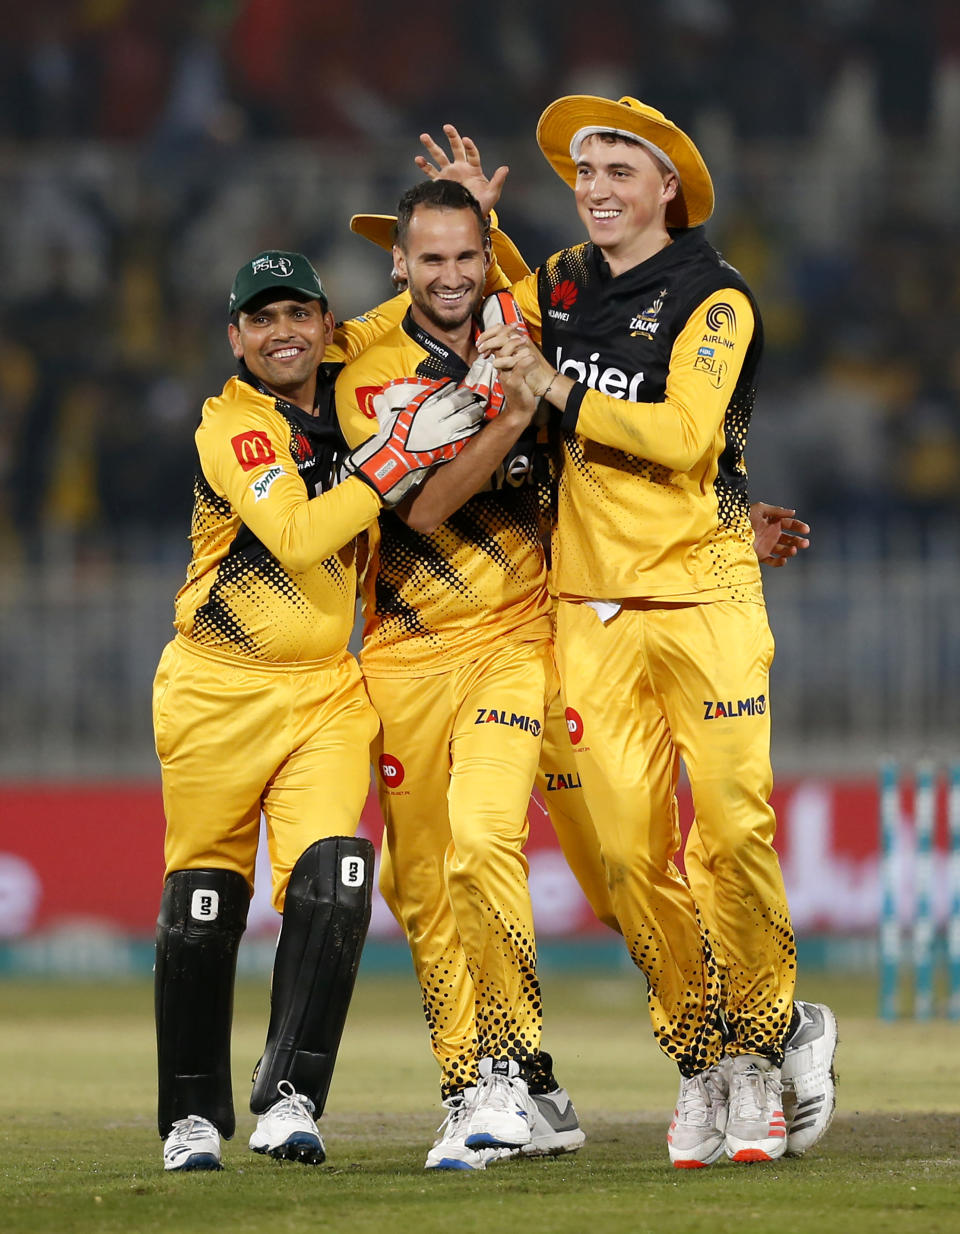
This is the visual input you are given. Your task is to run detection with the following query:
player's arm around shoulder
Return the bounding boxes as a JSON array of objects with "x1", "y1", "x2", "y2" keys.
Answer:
[
  {"x1": 326, "y1": 292, "x2": 410, "y2": 365},
  {"x1": 198, "y1": 380, "x2": 381, "y2": 573}
]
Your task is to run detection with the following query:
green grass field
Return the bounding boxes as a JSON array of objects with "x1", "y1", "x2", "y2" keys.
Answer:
[{"x1": 2, "y1": 970, "x2": 958, "y2": 1234}]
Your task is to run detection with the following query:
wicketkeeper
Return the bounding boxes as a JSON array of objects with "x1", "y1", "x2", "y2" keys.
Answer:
[{"x1": 153, "y1": 250, "x2": 490, "y2": 1172}]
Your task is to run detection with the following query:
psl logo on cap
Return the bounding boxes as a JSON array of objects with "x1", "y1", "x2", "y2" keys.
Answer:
[{"x1": 251, "y1": 255, "x2": 293, "y2": 276}]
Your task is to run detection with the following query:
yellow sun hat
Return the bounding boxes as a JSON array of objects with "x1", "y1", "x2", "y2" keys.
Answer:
[
  {"x1": 348, "y1": 208, "x2": 532, "y2": 282},
  {"x1": 536, "y1": 95, "x2": 714, "y2": 229}
]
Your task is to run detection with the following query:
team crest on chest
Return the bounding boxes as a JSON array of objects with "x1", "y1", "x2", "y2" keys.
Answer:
[{"x1": 629, "y1": 288, "x2": 668, "y2": 337}]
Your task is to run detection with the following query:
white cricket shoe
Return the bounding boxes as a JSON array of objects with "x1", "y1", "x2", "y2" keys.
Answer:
[
  {"x1": 249, "y1": 1080, "x2": 325, "y2": 1164},
  {"x1": 724, "y1": 1054, "x2": 787, "y2": 1163},
  {"x1": 667, "y1": 1061, "x2": 729, "y2": 1169},
  {"x1": 424, "y1": 1087, "x2": 504, "y2": 1170},
  {"x1": 163, "y1": 1115, "x2": 222, "y2": 1172},
  {"x1": 781, "y1": 1000, "x2": 838, "y2": 1156},
  {"x1": 464, "y1": 1058, "x2": 536, "y2": 1149}
]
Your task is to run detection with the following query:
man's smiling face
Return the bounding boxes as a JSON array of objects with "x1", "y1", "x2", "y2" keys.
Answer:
[
  {"x1": 228, "y1": 295, "x2": 333, "y2": 406},
  {"x1": 573, "y1": 134, "x2": 677, "y2": 259},
  {"x1": 394, "y1": 205, "x2": 488, "y2": 336}
]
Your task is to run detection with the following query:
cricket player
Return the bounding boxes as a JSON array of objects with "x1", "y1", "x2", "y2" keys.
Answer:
[
  {"x1": 153, "y1": 250, "x2": 490, "y2": 1172},
  {"x1": 415, "y1": 102, "x2": 837, "y2": 1167},
  {"x1": 348, "y1": 191, "x2": 827, "y2": 1164},
  {"x1": 337, "y1": 180, "x2": 586, "y2": 1171}
]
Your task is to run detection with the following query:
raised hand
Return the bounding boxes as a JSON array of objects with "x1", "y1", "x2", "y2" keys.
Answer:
[{"x1": 415, "y1": 124, "x2": 509, "y2": 215}]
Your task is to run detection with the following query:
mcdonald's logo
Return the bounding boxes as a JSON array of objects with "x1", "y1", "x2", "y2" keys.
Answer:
[
  {"x1": 354, "y1": 385, "x2": 383, "y2": 419},
  {"x1": 231, "y1": 431, "x2": 276, "y2": 471}
]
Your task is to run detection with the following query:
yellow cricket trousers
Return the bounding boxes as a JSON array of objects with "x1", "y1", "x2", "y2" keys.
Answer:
[
  {"x1": 367, "y1": 638, "x2": 554, "y2": 1095},
  {"x1": 536, "y1": 686, "x2": 619, "y2": 932},
  {"x1": 153, "y1": 635, "x2": 379, "y2": 911},
  {"x1": 556, "y1": 599, "x2": 796, "y2": 1074}
]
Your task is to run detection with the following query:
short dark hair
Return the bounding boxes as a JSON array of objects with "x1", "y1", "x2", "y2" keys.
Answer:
[{"x1": 394, "y1": 180, "x2": 486, "y2": 251}]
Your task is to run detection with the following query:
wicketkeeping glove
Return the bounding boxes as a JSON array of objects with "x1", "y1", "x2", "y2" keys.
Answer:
[
  {"x1": 468, "y1": 290, "x2": 530, "y2": 419},
  {"x1": 479, "y1": 288, "x2": 528, "y2": 336},
  {"x1": 343, "y1": 378, "x2": 486, "y2": 506}
]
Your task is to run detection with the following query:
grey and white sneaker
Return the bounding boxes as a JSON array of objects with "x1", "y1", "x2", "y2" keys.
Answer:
[
  {"x1": 520, "y1": 1086, "x2": 586, "y2": 1156},
  {"x1": 667, "y1": 1061, "x2": 729, "y2": 1169},
  {"x1": 464, "y1": 1058, "x2": 536, "y2": 1149},
  {"x1": 724, "y1": 1054, "x2": 787, "y2": 1163},
  {"x1": 781, "y1": 1000, "x2": 838, "y2": 1156},
  {"x1": 249, "y1": 1080, "x2": 325, "y2": 1164},
  {"x1": 425, "y1": 1087, "x2": 502, "y2": 1171},
  {"x1": 163, "y1": 1115, "x2": 222, "y2": 1172}
]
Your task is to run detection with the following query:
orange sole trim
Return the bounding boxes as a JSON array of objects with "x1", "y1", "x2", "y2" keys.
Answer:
[{"x1": 731, "y1": 1148, "x2": 774, "y2": 1163}]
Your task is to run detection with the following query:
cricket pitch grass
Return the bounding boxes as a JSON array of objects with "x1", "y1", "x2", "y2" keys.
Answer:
[{"x1": 2, "y1": 969, "x2": 957, "y2": 1234}]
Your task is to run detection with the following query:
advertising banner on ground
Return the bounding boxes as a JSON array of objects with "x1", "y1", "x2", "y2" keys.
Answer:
[{"x1": 2, "y1": 777, "x2": 943, "y2": 945}]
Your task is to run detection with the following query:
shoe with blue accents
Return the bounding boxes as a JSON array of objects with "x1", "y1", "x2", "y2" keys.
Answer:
[
  {"x1": 464, "y1": 1058, "x2": 535, "y2": 1150},
  {"x1": 249, "y1": 1080, "x2": 325, "y2": 1164},
  {"x1": 163, "y1": 1115, "x2": 222, "y2": 1172},
  {"x1": 424, "y1": 1087, "x2": 504, "y2": 1170}
]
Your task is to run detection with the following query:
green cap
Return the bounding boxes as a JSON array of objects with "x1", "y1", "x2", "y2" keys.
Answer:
[{"x1": 228, "y1": 250, "x2": 328, "y2": 314}]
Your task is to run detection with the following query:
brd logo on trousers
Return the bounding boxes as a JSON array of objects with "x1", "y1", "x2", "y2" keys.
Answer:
[
  {"x1": 564, "y1": 707, "x2": 584, "y2": 745},
  {"x1": 379, "y1": 754, "x2": 405, "y2": 787}
]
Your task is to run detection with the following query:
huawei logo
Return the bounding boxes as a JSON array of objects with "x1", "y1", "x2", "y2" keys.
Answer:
[{"x1": 551, "y1": 280, "x2": 578, "y2": 311}]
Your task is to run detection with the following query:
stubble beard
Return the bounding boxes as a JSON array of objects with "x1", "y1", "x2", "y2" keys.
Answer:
[{"x1": 410, "y1": 283, "x2": 482, "y2": 335}]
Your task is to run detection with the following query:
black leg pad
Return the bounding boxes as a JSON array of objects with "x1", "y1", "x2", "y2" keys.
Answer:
[
  {"x1": 156, "y1": 868, "x2": 249, "y2": 1137},
  {"x1": 250, "y1": 836, "x2": 374, "y2": 1115}
]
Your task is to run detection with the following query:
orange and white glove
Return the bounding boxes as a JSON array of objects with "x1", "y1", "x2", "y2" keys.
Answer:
[
  {"x1": 343, "y1": 378, "x2": 486, "y2": 505},
  {"x1": 467, "y1": 290, "x2": 529, "y2": 418}
]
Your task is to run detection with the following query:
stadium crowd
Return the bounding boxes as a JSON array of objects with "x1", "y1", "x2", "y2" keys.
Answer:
[{"x1": 1, "y1": 0, "x2": 958, "y2": 561}]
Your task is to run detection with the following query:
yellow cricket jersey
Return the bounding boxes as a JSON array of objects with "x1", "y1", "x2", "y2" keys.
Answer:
[
  {"x1": 174, "y1": 369, "x2": 379, "y2": 663},
  {"x1": 510, "y1": 229, "x2": 764, "y2": 603},
  {"x1": 172, "y1": 301, "x2": 411, "y2": 664},
  {"x1": 335, "y1": 311, "x2": 553, "y2": 676}
]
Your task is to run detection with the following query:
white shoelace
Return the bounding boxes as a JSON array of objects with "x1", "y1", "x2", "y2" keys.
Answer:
[
  {"x1": 435, "y1": 1097, "x2": 472, "y2": 1141},
  {"x1": 676, "y1": 1076, "x2": 713, "y2": 1126},
  {"x1": 270, "y1": 1079, "x2": 316, "y2": 1120},
  {"x1": 478, "y1": 1074, "x2": 522, "y2": 1115},
  {"x1": 169, "y1": 1116, "x2": 214, "y2": 1141},
  {"x1": 731, "y1": 1066, "x2": 781, "y2": 1121}
]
